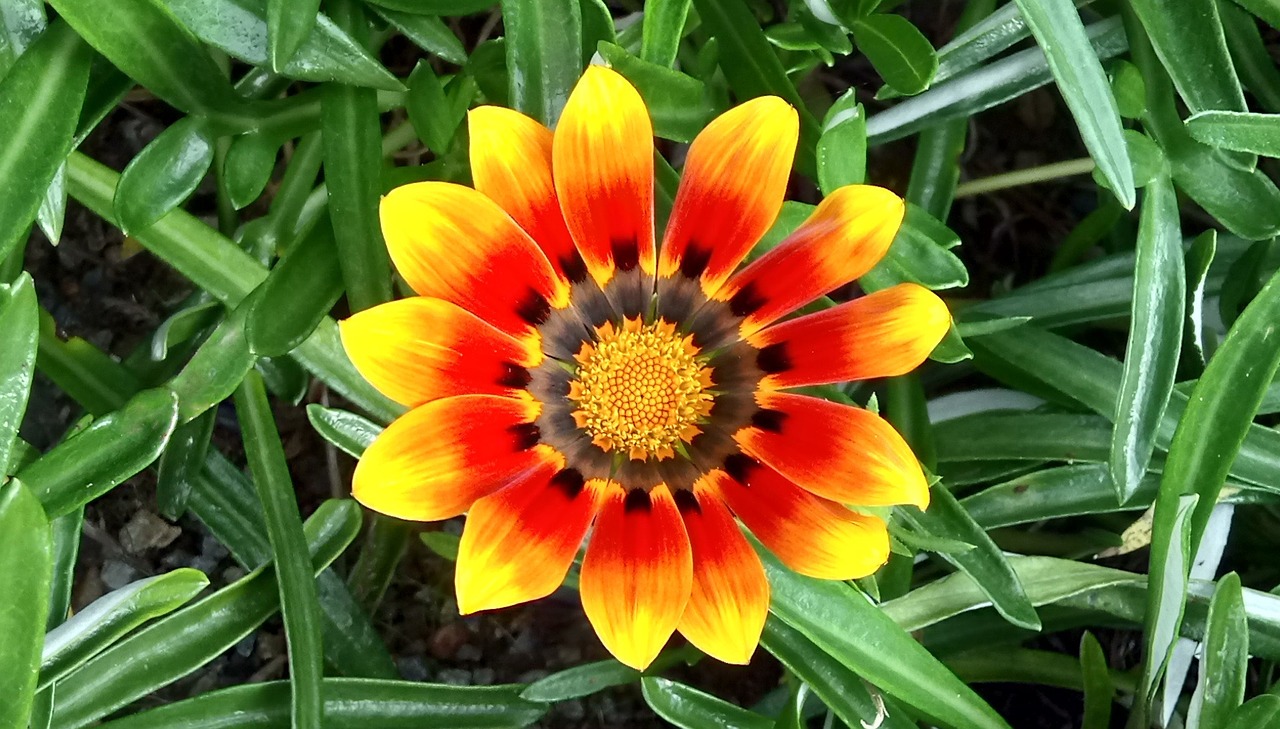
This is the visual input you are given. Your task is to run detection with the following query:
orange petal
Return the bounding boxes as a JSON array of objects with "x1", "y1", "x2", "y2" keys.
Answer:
[
  {"x1": 748, "y1": 284, "x2": 951, "y2": 389},
  {"x1": 720, "y1": 185, "x2": 905, "y2": 336},
  {"x1": 675, "y1": 484, "x2": 768, "y2": 665},
  {"x1": 339, "y1": 297, "x2": 542, "y2": 407},
  {"x1": 658, "y1": 97, "x2": 798, "y2": 295},
  {"x1": 708, "y1": 466, "x2": 890, "y2": 580},
  {"x1": 552, "y1": 66, "x2": 656, "y2": 286},
  {"x1": 353, "y1": 394, "x2": 555, "y2": 521},
  {"x1": 379, "y1": 182, "x2": 569, "y2": 336},
  {"x1": 456, "y1": 467, "x2": 602, "y2": 614},
  {"x1": 580, "y1": 483, "x2": 691, "y2": 670},
  {"x1": 468, "y1": 106, "x2": 585, "y2": 283},
  {"x1": 734, "y1": 391, "x2": 929, "y2": 509}
]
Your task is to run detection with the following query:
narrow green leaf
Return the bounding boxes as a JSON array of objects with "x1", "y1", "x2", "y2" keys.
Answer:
[
  {"x1": 763, "y1": 549, "x2": 1012, "y2": 729},
  {"x1": 867, "y1": 17, "x2": 1127, "y2": 146},
  {"x1": 47, "y1": 0, "x2": 241, "y2": 115},
  {"x1": 1128, "y1": 0, "x2": 1245, "y2": 114},
  {"x1": 1111, "y1": 174, "x2": 1183, "y2": 502},
  {"x1": 900, "y1": 484, "x2": 1041, "y2": 630},
  {"x1": 167, "y1": 0, "x2": 403, "y2": 91},
  {"x1": 0, "y1": 20, "x2": 92, "y2": 263},
  {"x1": 1230, "y1": 0, "x2": 1280, "y2": 27},
  {"x1": 597, "y1": 41, "x2": 714, "y2": 143},
  {"x1": 114, "y1": 117, "x2": 215, "y2": 234},
  {"x1": 1188, "y1": 573, "x2": 1248, "y2": 729},
  {"x1": 235, "y1": 371, "x2": 324, "y2": 729},
  {"x1": 50, "y1": 500, "x2": 360, "y2": 729},
  {"x1": 370, "y1": 7, "x2": 467, "y2": 65},
  {"x1": 18, "y1": 388, "x2": 181, "y2": 518},
  {"x1": 0, "y1": 273, "x2": 37, "y2": 474},
  {"x1": 267, "y1": 0, "x2": 320, "y2": 71},
  {"x1": 500, "y1": 0, "x2": 581, "y2": 124},
  {"x1": 816, "y1": 90, "x2": 866, "y2": 194},
  {"x1": 405, "y1": 60, "x2": 468, "y2": 154},
  {"x1": 578, "y1": 0, "x2": 615, "y2": 66},
  {"x1": 691, "y1": 0, "x2": 820, "y2": 177},
  {"x1": 95, "y1": 679, "x2": 546, "y2": 729},
  {"x1": 245, "y1": 222, "x2": 344, "y2": 357},
  {"x1": 1011, "y1": 0, "x2": 1133, "y2": 207},
  {"x1": 166, "y1": 306, "x2": 256, "y2": 423},
  {"x1": 348, "y1": 515, "x2": 411, "y2": 612},
  {"x1": 37, "y1": 161, "x2": 68, "y2": 245},
  {"x1": 914, "y1": 0, "x2": 1068, "y2": 93},
  {"x1": 1186, "y1": 110, "x2": 1280, "y2": 156},
  {"x1": 1138, "y1": 494, "x2": 1200, "y2": 722},
  {"x1": 0, "y1": 478, "x2": 52, "y2": 729},
  {"x1": 155, "y1": 408, "x2": 216, "y2": 520},
  {"x1": 1220, "y1": 2, "x2": 1280, "y2": 113},
  {"x1": 861, "y1": 204, "x2": 968, "y2": 292},
  {"x1": 642, "y1": 677, "x2": 772, "y2": 729},
  {"x1": 306, "y1": 404, "x2": 381, "y2": 457},
  {"x1": 39, "y1": 569, "x2": 209, "y2": 689},
  {"x1": 641, "y1": 0, "x2": 692, "y2": 67},
  {"x1": 323, "y1": 0, "x2": 393, "y2": 312},
  {"x1": 1185, "y1": 231, "x2": 1218, "y2": 371},
  {"x1": 363, "y1": 0, "x2": 495, "y2": 13},
  {"x1": 1080, "y1": 633, "x2": 1114, "y2": 729},
  {"x1": 225, "y1": 132, "x2": 280, "y2": 212},
  {"x1": 29, "y1": 505, "x2": 83, "y2": 729},
  {"x1": 521, "y1": 661, "x2": 639, "y2": 702},
  {"x1": 1225, "y1": 696, "x2": 1280, "y2": 729},
  {"x1": 852, "y1": 13, "x2": 937, "y2": 96},
  {"x1": 0, "y1": 0, "x2": 45, "y2": 71}
]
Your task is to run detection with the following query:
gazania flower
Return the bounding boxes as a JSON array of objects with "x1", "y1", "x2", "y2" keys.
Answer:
[{"x1": 340, "y1": 66, "x2": 950, "y2": 670}]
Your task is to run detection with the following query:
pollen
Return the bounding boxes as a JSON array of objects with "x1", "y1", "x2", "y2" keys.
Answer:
[{"x1": 568, "y1": 318, "x2": 715, "y2": 461}]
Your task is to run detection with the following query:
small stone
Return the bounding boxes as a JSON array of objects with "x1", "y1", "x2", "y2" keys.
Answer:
[
  {"x1": 429, "y1": 623, "x2": 470, "y2": 660},
  {"x1": 517, "y1": 669, "x2": 550, "y2": 685},
  {"x1": 222, "y1": 566, "x2": 246, "y2": 583},
  {"x1": 397, "y1": 656, "x2": 430, "y2": 682},
  {"x1": 100, "y1": 560, "x2": 138, "y2": 590},
  {"x1": 552, "y1": 700, "x2": 586, "y2": 722},
  {"x1": 201, "y1": 534, "x2": 230, "y2": 561},
  {"x1": 438, "y1": 668, "x2": 472, "y2": 686},
  {"x1": 471, "y1": 667, "x2": 496, "y2": 685},
  {"x1": 455, "y1": 643, "x2": 482, "y2": 663},
  {"x1": 119, "y1": 511, "x2": 181, "y2": 554}
]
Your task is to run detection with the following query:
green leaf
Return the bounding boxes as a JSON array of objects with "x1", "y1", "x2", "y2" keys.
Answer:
[
  {"x1": 267, "y1": 0, "x2": 319, "y2": 71},
  {"x1": 370, "y1": 7, "x2": 467, "y2": 65},
  {"x1": 419, "y1": 531, "x2": 460, "y2": 561},
  {"x1": 851, "y1": 13, "x2": 937, "y2": 96},
  {"x1": 641, "y1": 0, "x2": 692, "y2": 67},
  {"x1": 166, "y1": 0, "x2": 403, "y2": 91},
  {"x1": 39, "y1": 569, "x2": 209, "y2": 689},
  {"x1": 899, "y1": 484, "x2": 1041, "y2": 630},
  {"x1": 1012, "y1": 0, "x2": 1134, "y2": 207},
  {"x1": 37, "y1": 161, "x2": 68, "y2": 245},
  {"x1": 322, "y1": 1, "x2": 394, "y2": 313},
  {"x1": 235, "y1": 371, "x2": 324, "y2": 729},
  {"x1": 642, "y1": 677, "x2": 772, "y2": 729},
  {"x1": 691, "y1": 0, "x2": 820, "y2": 177},
  {"x1": 861, "y1": 204, "x2": 967, "y2": 292},
  {"x1": 166, "y1": 306, "x2": 256, "y2": 423},
  {"x1": 95, "y1": 679, "x2": 546, "y2": 728},
  {"x1": 1186, "y1": 110, "x2": 1280, "y2": 156},
  {"x1": 245, "y1": 222, "x2": 343, "y2": 357},
  {"x1": 816, "y1": 90, "x2": 867, "y2": 194},
  {"x1": 47, "y1": 0, "x2": 242, "y2": 115},
  {"x1": 914, "y1": 0, "x2": 1044, "y2": 93},
  {"x1": 18, "y1": 388, "x2": 181, "y2": 518},
  {"x1": 0, "y1": 479, "x2": 52, "y2": 729},
  {"x1": 306, "y1": 404, "x2": 381, "y2": 457},
  {"x1": 598, "y1": 41, "x2": 715, "y2": 143},
  {"x1": 155, "y1": 409, "x2": 216, "y2": 520},
  {"x1": 1111, "y1": 174, "x2": 1183, "y2": 502},
  {"x1": 1128, "y1": 0, "x2": 1245, "y2": 114},
  {"x1": 1220, "y1": 2, "x2": 1280, "y2": 113},
  {"x1": 936, "y1": 412, "x2": 1111, "y2": 464},
  {"x1": 867, "y1": 17, "x2": 1127, "y2": 145},
  {"x1": 0, "y1": 273, "x2": 37, "y2": 474},
  {"x1": 578, "y1": 0, "x2": 615, "y2": 66},
  {"x1": 1111, "y1": 60, "x2": 1147, "y2": 119},
  {"x1": 500, "y1": 0, "x2": 581, "y2": 124},
  {"x1": 0, "y1": 20, "x2": 92, "y2": 263},
  {"x1": 521, "y1": 660, "x2": 639, "y2": 702},
  {"x1": 50, "y1": 500, "x2": 360, "y2": 729},
  {"x1": 114, "y1": 117, "x2": 215, "y2": 234},
  {"x1": 1185, "y1": 230, "x2": 1219, "y2": 370},
  {"x1": 1120, "y1": 129, "x2": 1165, "y2": 188},
  {"x1": 0, "y1": 0, "x2": 45, "y2": 72},
  {"x1": 1188, "y1": 573, "x2": 1248, "y2": 729},
  {"x1": 223, "y1": 132, "x2": 279, "y2": 210},
  {"x1": 1225, "y1": 696, "x2": 1280, "y2": 729},
  {"x1": 405, "y1": 61, "x2": 466, "y2": 155},
  {"x1": 1138, "y1": 494, "x2": 1199, "y2": 723},
  {"x1": 1079, "y1": 633, "x2": 1113, "y2": 729},
  {"x1": 763, "y1": 549, "x2": 1012, "y2": 729},
  {"x1": 363, "y1": 0, "x2": 495, "y2": 13},
  {"x1": 150, "y1": 299, "x2": 220, "y2": 360}
]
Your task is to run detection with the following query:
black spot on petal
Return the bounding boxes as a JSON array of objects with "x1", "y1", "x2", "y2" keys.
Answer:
[
  {"x1": 751, "y1": 409, "x2": 787, "y2": 433},
  {"x1": 723, "y1": 453, "x2": 759, "y2": 484},
  {"x1": 679, "y1": 243, "x2": 712, "y2": 279},
  {"x1": 550, "y1": 469, "x2": 586, "y2": 499},
  {"x1": 560, "y1": 252, "x2": 588, "y2": 284},
  {"x1": 672, "y1": 488, "x2": 701, "y2": 514},
  {"x1": 612, "y1": 237, "x2": 640, "y2": 272},
  {"x1": 496, "y1": 362, "x2": 532, "y2": 388},
  {"x1": 516, "y1": 288, "x2": 551, "y2": 326},
  {"x1": 623, "y1": 488, "x2": 652, "y2": 513},
  {"x1": 508, "y1": 422, "x2": 542, "y2": 450},
  {"x1": 729, "y1": 282, "x2": 766, "y2": 317},
  {"x1": 756, "y1": 342, "x2": 791, "y2": 374}
]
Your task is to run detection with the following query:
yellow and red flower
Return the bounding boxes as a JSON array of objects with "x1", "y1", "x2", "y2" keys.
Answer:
[{"x1": 339, "y1": 66, "x2": 950, "y2": 670}]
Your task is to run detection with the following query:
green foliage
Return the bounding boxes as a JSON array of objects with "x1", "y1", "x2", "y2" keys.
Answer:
[{"x1": 3, "y1": 0, "x2": 1279, "y2": 726}]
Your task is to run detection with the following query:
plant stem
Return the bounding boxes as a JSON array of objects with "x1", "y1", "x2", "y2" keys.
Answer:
[{"x1": 955, "y1": 157, "x2": 1097, "y2": 198}]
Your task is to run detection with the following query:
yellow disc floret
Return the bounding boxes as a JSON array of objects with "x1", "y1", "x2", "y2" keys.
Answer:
[{"x1": 569, "y1": 317, "x2": 714, "y2": 461}]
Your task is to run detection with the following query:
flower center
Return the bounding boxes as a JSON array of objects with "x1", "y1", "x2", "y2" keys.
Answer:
[{"x1": 568, "y1": 318, "x2": 714, "y2": 462}]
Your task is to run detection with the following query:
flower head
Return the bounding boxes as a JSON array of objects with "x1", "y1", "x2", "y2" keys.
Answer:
[{"x1": 339, "y1": 66, "x2": 950, "y2": 670}]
